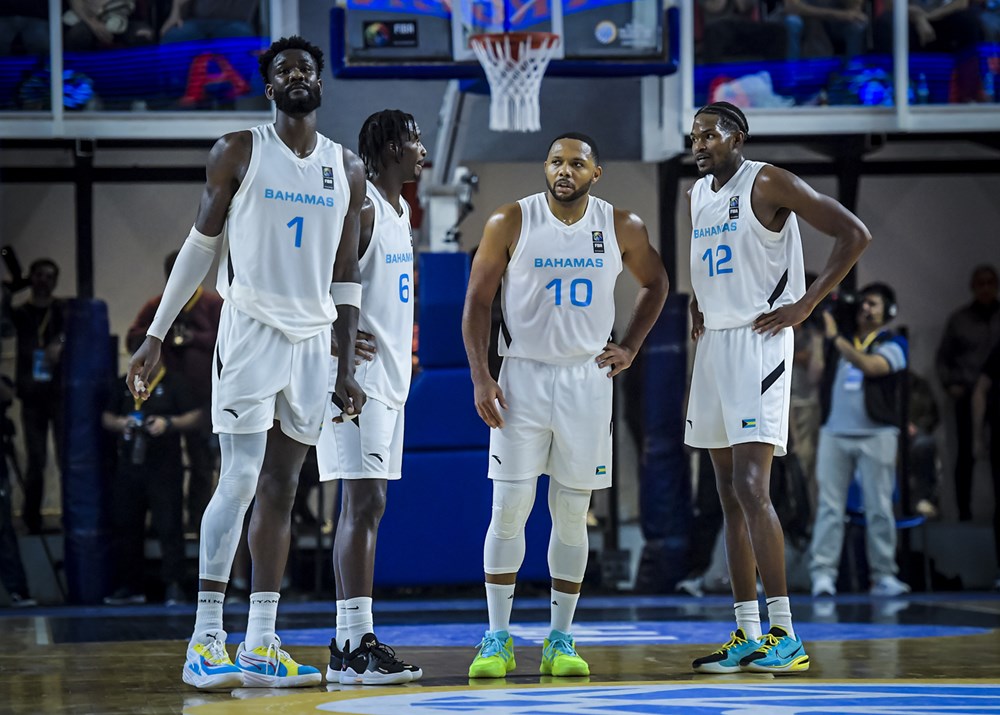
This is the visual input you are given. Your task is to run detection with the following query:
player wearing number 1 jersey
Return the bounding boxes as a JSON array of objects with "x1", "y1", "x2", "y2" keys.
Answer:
[
  {"x1": 463, "y1": 133, "x2": 669, "y2": 678},
  {"x1": 127, "y1": 36, "x2": 368, "y2": 690},
  {"x1": 685, "y1": 102, "x2": 870, "y2": 675}
]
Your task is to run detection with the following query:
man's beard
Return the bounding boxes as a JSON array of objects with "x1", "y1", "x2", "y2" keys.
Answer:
[
  {"x1": 274, "y1": 87, "x2": 321, "y2": 116},
  {"x1": 545, "y1": 178, "x2": 590, "y2": 203}
]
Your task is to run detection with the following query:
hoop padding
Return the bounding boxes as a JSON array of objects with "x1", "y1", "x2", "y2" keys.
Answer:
[{"x1": 470, "y1": 32, "x2": 561, "y2": 133}]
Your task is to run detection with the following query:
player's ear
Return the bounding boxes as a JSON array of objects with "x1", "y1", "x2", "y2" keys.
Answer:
[
  {"x1": 317, "y1": 78, "x2": 323, "y2": 95},
  {"x1": 591, "y1": 166, "x2": 603, "y2": 184},
  {"x1": 264, "y1": 83, "x2": 274, "y2": 100}
]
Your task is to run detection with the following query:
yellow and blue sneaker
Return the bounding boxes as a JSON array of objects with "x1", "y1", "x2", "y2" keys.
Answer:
[
  {"x1": 468, "y1": 630, "x2": 516, "y2": 678},
  {"x1": 236, "y1": 636, "x2": 323, "y2": 687},
  {"x1": 739, "y1": 626, "x2": 810, "y2": 673},
  {"x1": 691, "y1": 628, "x2": 760, "y2": 674},
  {"x1": 182, "y1": 631, "x2": 243, "y2": 689},
  {"x1": 540, "y1": 630, "x2": 590, "y2": 677}
]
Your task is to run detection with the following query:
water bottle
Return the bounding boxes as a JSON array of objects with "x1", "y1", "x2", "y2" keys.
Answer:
[
  {"x1": 916, "y1": 73, "x2": 930, "y2": 105},
  {"x1": 130, "y1": 411, "x2": 147, "y2": 465}
]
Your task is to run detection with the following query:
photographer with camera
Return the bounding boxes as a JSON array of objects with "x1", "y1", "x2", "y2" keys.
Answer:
[
  {"x1": 101, "y1": 357, "x2": 202, "y2": 605},
  {"x1": 809, "y1": 282, "x2": 911, "y2": 598}
]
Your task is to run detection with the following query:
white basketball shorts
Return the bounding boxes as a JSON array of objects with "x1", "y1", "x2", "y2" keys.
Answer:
[
  {"x1": 316, "y1": 396, "x2": 404, "y2": 481},
  {"x1": 684, "y1": 325, "x2": 793, "y2": 457},
  {"x1": 211, "y1": 303, "x2": 330, "y2": 445},
  {"x1": 488, "y1": 356, "x2": 613, "y2": 491}
]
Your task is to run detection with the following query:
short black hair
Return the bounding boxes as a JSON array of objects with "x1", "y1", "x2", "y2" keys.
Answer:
[
  {"x1": 695, "y1": 101, "x2": 750, "y2": 137},
  {"x1": 548, "y1": 132, "x2": 600, "y2": 166},
  {"x1": 29, "y1": 258, "x2": 59, "y2": 280},
  {"x1": 358, "y1": 109, "x2": 418, "y2": 178},
  {"x1": 258, "y1": 35, "x2": 325, "y2": 83},
  {"x1": 860, "y1": 281, "x2": 897, "y2": 316}
]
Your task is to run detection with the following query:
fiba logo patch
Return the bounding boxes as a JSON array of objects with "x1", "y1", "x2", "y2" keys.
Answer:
[
  {"x1": 592, "y1": 230, "x2": 605, "y2": 254},
  {"x1": 322, "y1": 166, "x2": 335, "y2": 190},
  {"x1": 729, "y1": 196, "x2": 740, "y2": 220},
  {"x1": 594, "y1": 20, "x2": 618, "y2": 45}
]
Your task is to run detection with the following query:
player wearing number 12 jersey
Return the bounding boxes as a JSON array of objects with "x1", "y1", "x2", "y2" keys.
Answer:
[
  {"x1": 685, "y1": 102, "x2": 870, "y2": 675},
  {"x1": 463, "y1": 133, "x2": 669, "y2": 678}
]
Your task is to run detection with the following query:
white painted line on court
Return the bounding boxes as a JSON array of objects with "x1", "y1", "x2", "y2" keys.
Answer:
[{"x1": 35, "y1": 616, "x2": 51, "y2": 646}]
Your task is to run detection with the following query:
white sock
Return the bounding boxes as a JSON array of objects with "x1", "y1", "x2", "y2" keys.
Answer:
[
  {"x1": 766, "y1": 596, "x2": 794, "y2": 639},
  {"x1": 244, "y1": 592, "x2": 280, "y2": 650},
  {"x1": 549, "y1": 589, "x2": 580, "y2": 635},
  {"x1": 734, "y1": 600, "x2": 762, "y2": 640},
  {"x1": 191, "y1": 591, "x2": 225, "y2": 644},
  {"x1": 335, "y1": 600, "x2": 349, "y2": 652},
  {"x1": 485, "y1": 582, "x2": 515, "y2": 633},
  {"x1": 345, "y1": 596, "x2": 374, "y2": 651}
]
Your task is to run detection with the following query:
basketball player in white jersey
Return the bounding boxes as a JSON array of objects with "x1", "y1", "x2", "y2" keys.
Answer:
[
  {"x1": 126, "y1": 36, "x2": 368, "y2": 689},
  {"x1": 319, "y1": 109, "x2": 425, "y2": 685},
  {"x1": 685, "y1": 102, "x2": 870, "y2": 674},
  {"x1": 464, "y1": 133, "x2": 669, "y2": 678}
]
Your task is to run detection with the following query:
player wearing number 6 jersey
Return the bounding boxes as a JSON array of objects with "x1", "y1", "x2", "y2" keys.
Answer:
[
  {"x1": 126, "y1": 36, "x2": 368, "y2": 690},
  {"x1": 463, "y1": 133, "x2": 669, "y2": 678},
  {"x1": 685, "y1": 102, "x2": 870, "y2": 675}
]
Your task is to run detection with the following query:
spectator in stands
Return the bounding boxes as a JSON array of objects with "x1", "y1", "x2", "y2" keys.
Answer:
[
  {"x1": 102, "y1": 357, "x2": 202, "y2": 605},
  {"x1": 971, "y1": 342, "x2": 1000, "y2": 590},
  {"x1": 0, "y1": 375, "x2": 36, "y2": 607},
  {"x1": 159, "y1": 0, "x2": 258, "y2": 43},
  {"x1": 782, "y1": 0, "x2": 869, "y2": 61},
  {"x1": 974, "y1": 0, "x2": 1000, "y2": 41},
  {"x1": 63, "y1": 0, "x2": 154, "y2": 51},
  {"x1": 0, "y1": 1, "x2": 49, "y2": 56},
  {"x1": 11, "y1": 259, "x2": 65, "y2": 535},
  {"x1": 810, "y1": 283, "x2": 911, "y2": 598},
  {"x1": 936, "y1": 264, "x2": 999, "y2": 521},
  {"x1": 127, "y1": 250, "x2": 222, "y2": 536},
  {"x1": 697, "y1": 0, "x2": 787, "y2": 62},
  {"x1": 874, "y1": 0, "x2": 983, "y2": 102},
  {"x1": 908, "y1": 371, "x2": 941, "y2": 519}
]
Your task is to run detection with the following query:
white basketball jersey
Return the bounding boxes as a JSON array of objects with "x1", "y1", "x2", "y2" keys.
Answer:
[
  {"x1": 499, "y1": 193, "x2": 622, "y2": 365},
  {"x1": 328, "y1": 181, "x2": 415, "y2": 409},
  {"x1": 690, "y1": 160, "x2": 805, "y2": 329},
  {"x1": 219, "y1": 123, "x2": 351, "y2": 343}
]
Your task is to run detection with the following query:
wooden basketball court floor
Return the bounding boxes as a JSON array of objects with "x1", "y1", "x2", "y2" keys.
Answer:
[{"x1": 3, "y1": 592, "x2": 1000, "y2": 714}]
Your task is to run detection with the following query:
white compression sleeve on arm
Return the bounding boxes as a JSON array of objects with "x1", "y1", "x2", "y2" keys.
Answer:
[{"x1": 146, "y1": 227, "x2": 221, "y2": 340}]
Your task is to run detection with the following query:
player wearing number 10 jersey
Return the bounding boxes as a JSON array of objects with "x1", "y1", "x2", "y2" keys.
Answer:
[
  {"x1": 463, "y1": 133, "x2": 669, "y2": 678},
  {"x1": 685, "y1": 102, "x2": 870, "y2": 675}
]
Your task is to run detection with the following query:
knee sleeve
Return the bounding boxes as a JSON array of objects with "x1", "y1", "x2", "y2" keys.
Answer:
[
  {"x1": 484, "y1": 479, "x2": 536, "y2": 575},
  {"x1": 547, "y1": 485, "x2": 592, "y2": 582},
  {"x1": 199, "y1": 432, "x2": 267, "y2": 582}
]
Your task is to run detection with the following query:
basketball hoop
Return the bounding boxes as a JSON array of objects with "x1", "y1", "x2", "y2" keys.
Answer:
[{"x1": 470, "y1": 32, "x2": 561, "y2": 133}]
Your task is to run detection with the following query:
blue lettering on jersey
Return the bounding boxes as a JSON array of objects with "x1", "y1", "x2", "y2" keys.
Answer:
[
  {"x1": 264, "y1": 187, "x2": 335, "y2": 208},
  {"x1": 385, "y1": 252, "x2": 413, "y2": 264},
  {"x1": 533, "y1": 257, "x2": 605, "y2": 269},
  {"x1": 692, "y1": 222, "x2": 738, "y2": 239}
]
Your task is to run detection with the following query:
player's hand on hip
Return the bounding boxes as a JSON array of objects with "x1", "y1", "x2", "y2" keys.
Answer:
[
  {"x1": 354, "y1": 331, "x2": 376, "y2": 365},
  {"x1": 126, "y1": 336, "x2": 162, "y2": 400},
  {"x1": 473, "y1": 377, "x2": 507, "y2": 429},
  {"x1": 597, "y1": 342, "x2": 634, "y2": 378},
  {"x1": 690, "y1": 305, "x2": 705, "y2": 342},
  {"x1": 334, "y1": 374, "x2": 367, "y2": 421},
  {"x1": 753, "y1": 301, "x2": 811, "y2": 336}
]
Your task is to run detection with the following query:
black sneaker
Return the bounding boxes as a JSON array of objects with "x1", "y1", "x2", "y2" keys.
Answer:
[
  {"x1": 342, "y1": 633, "x2": 418, "y2": 685},
  {"x1": 9, "y1": 592, "x2": 37, "y2": 608},
  {"x1": 327, "y1": 638, "x2": 348, "y2": 683}
]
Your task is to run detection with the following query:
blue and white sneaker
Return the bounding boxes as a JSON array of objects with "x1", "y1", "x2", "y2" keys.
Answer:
[
  {"x1": 691, "y1": 628, "x2": 760, "y2": 674},
  {"x1": 236, "y1": 636, "x2": 323, "y2": 687},
  {"x1": 740, "y1": 626, "x2": 810, "y2": 673},
  {"x1": 182, "y1": 631, "x2": 243, "y2": 689}
]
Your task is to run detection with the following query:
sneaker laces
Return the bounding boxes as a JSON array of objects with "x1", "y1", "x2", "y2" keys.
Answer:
[
  {"x1": 546, "y1": 634, "x2": 577, "y2": 657},
  {"x1": 713, "y1": 630, "x2": 747, "y2": 655},
  {"x1": 205, "y1": 637, "x2": 231, "y2": 664},
  {"x1": 262, "y1": 636, "x2": 293, "y2": 675},
  {"x1": 371, "y1": 641, "x2": 403, "y2": 665},
  {"x1": 754, "y1": 632, "x2": 781, "y2": 654},
  {"x1": 477, "y1": 631, "x2": 507, "y2": 658}
]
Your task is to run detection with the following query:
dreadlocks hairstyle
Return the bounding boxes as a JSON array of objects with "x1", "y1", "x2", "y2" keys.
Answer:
[
  {"x1": 548, "y1": 131, "x2": 600, "y2": 165},
  {"x1": 258, "y1": 35, "x2": 325, "y2": 84},
  {"x1": 357, "y1": 109, "x2": 418, "y2": 178},
  {"x1": 694, "y1": 101, "x2": 750, "y2": 138}
]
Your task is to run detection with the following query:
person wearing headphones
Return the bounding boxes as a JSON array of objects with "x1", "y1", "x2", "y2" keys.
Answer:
[{"x1": 809, "y1": 282, "x2": 911, "y2": 598}]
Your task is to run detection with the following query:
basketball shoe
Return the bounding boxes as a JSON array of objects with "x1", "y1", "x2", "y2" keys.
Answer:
[
  {"x1": 540, "y1": 630, "x2": 590, "y2": 676},
  {"x1": 327, "y1": 638, "x2": 347, "y2": 683},
  {"x1": 739, "y1": 626, "x2": 810, "y2": 673},
  {"x1": 468, "y1": 630, "x2": 516, "y2": 678},
  {"x1": 235, "y1": 636, "x2": 323, "y2": 687},
  {"x1": 341, "y1": 633, "x2": 418, "y2": 684},
  {"x1": 691, "y1": 628, "x2": 760, "y2": 674},
  {"x1": 182, "y1": 631, "x2": 243, "y2": 689}
]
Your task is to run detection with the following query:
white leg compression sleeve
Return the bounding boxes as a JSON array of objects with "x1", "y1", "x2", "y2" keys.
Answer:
[
  {"x1": 199, "y1": 432, "x2": 267, "y2": 582},
  {"x1": 547, "y1": 484, "x2": 592, "y2": 583},
  {"x1": 483, "y1": 479, "x2": 537, "y2": 575}
]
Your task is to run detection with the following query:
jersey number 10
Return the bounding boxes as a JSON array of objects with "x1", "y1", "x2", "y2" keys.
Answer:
[{"x1": 545, "y1": 278, "x2": 593, "y2": 307}]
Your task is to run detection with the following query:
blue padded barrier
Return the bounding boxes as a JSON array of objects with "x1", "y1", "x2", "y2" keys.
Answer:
[
  {"x1": 417, "y1": 252, "x2": 470, "y2": 369},
  {"x1": 403, "y1": 368, "x2": 489, "y2": 450}
]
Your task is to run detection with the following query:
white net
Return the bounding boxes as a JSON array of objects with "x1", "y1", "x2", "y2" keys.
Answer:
[{"x1": 470, "y1": 32, "x2": 561, "y2": 133}]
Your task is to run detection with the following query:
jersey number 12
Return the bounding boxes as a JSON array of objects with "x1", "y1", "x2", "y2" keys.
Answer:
[{"x1": 702, "y1": 244, "x2": 733, "y2": 277}]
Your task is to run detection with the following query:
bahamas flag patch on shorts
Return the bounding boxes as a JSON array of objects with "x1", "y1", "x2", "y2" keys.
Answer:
[
  {"x1": 595, "y1": 465, "x2": 607, "y2": 476},
  {"x1": 742, "y1": 418, "x2": 757, "y2": 429}
]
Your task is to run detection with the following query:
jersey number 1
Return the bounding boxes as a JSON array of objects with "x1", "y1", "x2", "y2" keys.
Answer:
[{"x1": 287, "y1": 216, "x2": 304, "y2": 248}]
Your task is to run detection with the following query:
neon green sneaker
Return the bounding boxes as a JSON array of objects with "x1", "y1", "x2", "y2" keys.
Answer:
[
  {"x1": 540, "y1": 630, "x2": 590, "y2": 676},
  {"x1": 468, "y1": 630, "x2": 516, "y2": 678}
]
